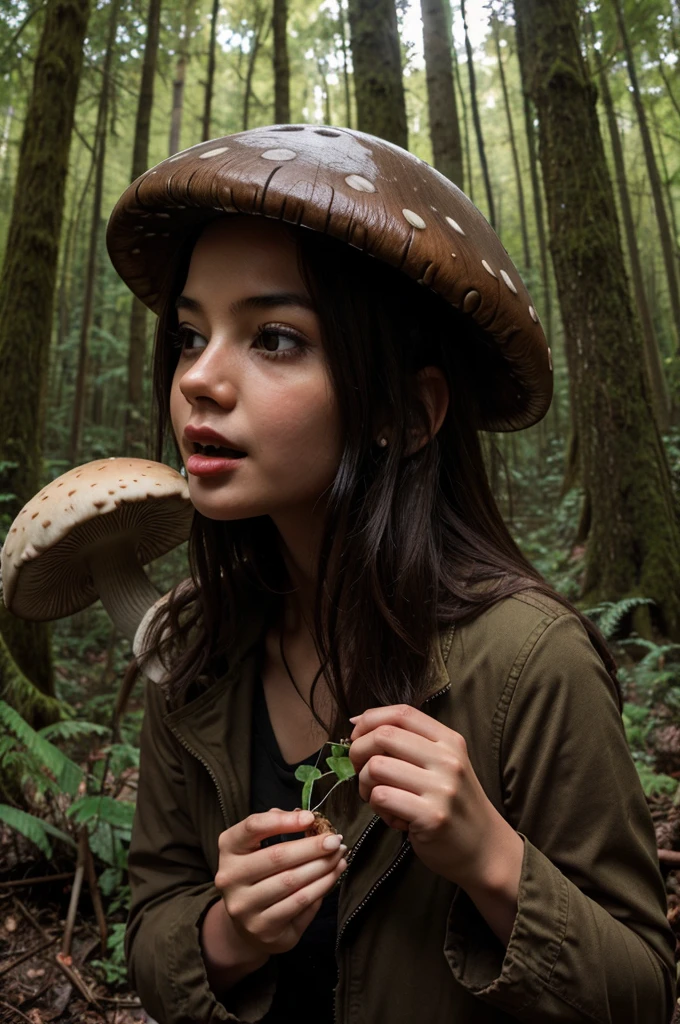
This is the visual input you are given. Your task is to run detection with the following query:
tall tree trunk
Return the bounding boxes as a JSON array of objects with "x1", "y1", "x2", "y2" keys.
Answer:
[
  {"x1": 347, "y1": 0, "x2": 407, "y2": 148},
  {"x1": 460, "y1": 0, "x2": 495, "y2": 227},
  {"x1": 650, "y1": 105, "x2": 680, "y2": 256},
  {"x1": 123, "y1": 0, "x2": 162, "y2": 458},
  {"x1": 594, "y1": 38, "x2": 670, "y2": 431},
  {"x1": 169, "y1": 0, "x2": 193, "y2": 155},
  {"x1": 514, "y1": 0, "x2": 680, "y2": 638},
  {"x1": 339, "y1": 0, "x2": 353, "y2": 129},
  {"x1": 0, "y1": 0, "x2": 90, "y2": 700},
  {"x1": 492, "y1": 17, "x2": 530, "y2": 269},
  {"x1": 242, "y1": 6, "x2": 267, "y2": 131},
  {"x1": 612, "y1": 0, "x2": 680, "y2": 354},
  {"x1": 272, "y1": 0, "x2": 290, "y2": 124},
  {"x1": 70, "y1": 0, "x2": 120, "y2": 465},
  {"x1": 420, "y1": 0, "x2": 463, "y2": 186},
  {"x1": 202, "y1": 0, "x2": 218, "y2": 140},
  {"x1": 452, "y1": 43, "x2": 472, "y2": 199},
  {"x1": 515, "y1": 12, "x2": 556, "y2": 434}
]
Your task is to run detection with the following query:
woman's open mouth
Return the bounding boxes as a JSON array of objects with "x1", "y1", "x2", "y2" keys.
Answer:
[{"x1": 187, "y1": 443, "x2": 248, "y2": 477}]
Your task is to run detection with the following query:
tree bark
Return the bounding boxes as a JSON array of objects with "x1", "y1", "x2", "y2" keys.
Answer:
[
  {"x1": 0, "y1": 0, "x2": 90, "y2": 697},
  {"x1": 492, "y1": 17, "x2": 530, "y2": 269},
  {"x1": 169, "y1": 0, "x2": 193, "y2": 155},
  {"x1": 594, "y1": 39, "x2": 670, "y2": 431},
  {"x1": 347, "y1": 0, "x2": 407, "y2": 148},
  {"x1": 202, "y1": 0, "x2": 218, "y2": 140},
  {"x1": 514, "y1": 0, "x2": 680, "y2": 637},
  {"x1": 420, "y1": 0, "x2": 463, "y2": 186},
  {"x1": 242, "y1": 6, "x2": 268, "y2": 131},
  {"x1": 70, "y1": 0, "x2": 120, "y2": 465},
  {"x1": 123, "y1": 0, "x2": 162, "y2": 458},
  {"x1": 612, "y1": 0, "x2": 680, "y2": 354},
  {"x1": 339, "y1": 0, "x2": 353, "y2": 129},
  {"x1": 460, "y1": 0, "x2": 495, "y2": 227},
  {"x1": 452, "y1": 43, "x2": 472, "y2": 199},
  {"x1": 272, "y1": 0, "x2": 290, "y2": 124}
]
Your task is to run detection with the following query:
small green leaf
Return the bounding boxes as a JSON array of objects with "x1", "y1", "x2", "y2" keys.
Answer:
[
  {"x1": 68, "y1": 795, "x2": 135, "y2": 830},
  {"x1": 295, "y1": 765, "x2": 322, "y2": 811},
  {"x1": 331, "y1": 744, "x2": 349, "y2": 758},
  {"x1": 325, "y1": 756, "x2": 356, "y2": 782}
]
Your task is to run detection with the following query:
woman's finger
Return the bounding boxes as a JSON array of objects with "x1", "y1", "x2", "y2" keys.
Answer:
[
  {"x1": 350, "y1": 723, "x2": 437, "y2": 774},
  {"x1": 221, "y1": 809, "x2": 316, "y2": 855},
  {"x1": 228, "y1": 846, "x2": 347, "y2": 917},
  {"x1": 253, "y1": 858, "x2": 347, "y2": 941},
  {"x1": 350, "y1": 704, "x2": 446, "y2": 743},
  {"x1": 218, "y1": 831, "x2": 345, "y2": 888},
  {"x1": 358, "y1": 754, "x2": 429, "y2": 801}
]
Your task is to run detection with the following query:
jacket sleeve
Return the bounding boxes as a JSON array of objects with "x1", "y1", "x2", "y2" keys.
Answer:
[
  {"x1": 125, "y1": 678, "x2": 276, "y2": 1024},
  {"x1": 444, "y1": 610, "x2": 677, "y2": 1023}
]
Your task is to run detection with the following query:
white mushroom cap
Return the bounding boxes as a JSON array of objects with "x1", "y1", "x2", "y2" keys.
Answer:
[{"x1": 1, "y1": 458, "x2": 193, "y2": 641}]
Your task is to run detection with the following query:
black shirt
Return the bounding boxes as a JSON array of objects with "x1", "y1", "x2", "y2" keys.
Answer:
[{"x1": 250, "y1": 675, "x2": 338, "y2": 1023}]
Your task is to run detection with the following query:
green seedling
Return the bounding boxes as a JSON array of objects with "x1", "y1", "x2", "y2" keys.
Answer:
[{"x1": 295, "y1": 741, "x2": 355, "y2": 833}]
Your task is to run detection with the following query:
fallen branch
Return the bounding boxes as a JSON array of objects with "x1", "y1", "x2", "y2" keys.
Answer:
[
  {"x1": 658, "y1": 848, "x2": 680, "y2": 866},
  {"x1": 62, "y1": 827, "x2": 87, "y2": 957},
  {"x1": 0, "y1": 872, "x2": 74, "y2": 888},
  {"x1": 0, "y1": 936, "x2": 56, "y2": 978},
  {"x1": 15, "y1": 895, "x2": 50, "y2": 941},
  {"x1": 0, "y1": 998, "x2": 36, "y2": 1024},
  {"x1": 55, "y1": 951, "x2": 103, "y2": 1012}
]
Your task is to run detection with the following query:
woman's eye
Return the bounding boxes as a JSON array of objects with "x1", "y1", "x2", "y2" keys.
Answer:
[
  {"x1": 173, "y1": 327, "x2": 206, "y2": 352},
  {"x1": 254, "y1": 327, "x2": 304, "y2": 357}
]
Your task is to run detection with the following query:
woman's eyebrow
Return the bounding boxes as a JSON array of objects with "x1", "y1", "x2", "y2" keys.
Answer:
[{"x1": 174, "y1": 292, "x2": 316, "y2": 315}]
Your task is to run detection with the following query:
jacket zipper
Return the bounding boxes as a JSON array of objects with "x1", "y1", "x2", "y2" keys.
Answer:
[
  {"x1": 167, "y1": 723, "x2": 231, "y2": 828},
  {"x1": 333, "y1": 681, "x2": 452, "y2": 1023}
]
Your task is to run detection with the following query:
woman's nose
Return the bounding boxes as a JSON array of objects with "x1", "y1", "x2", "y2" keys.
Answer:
[{"x1": 178, "y1": 340, "x2": 239, "y2": 407}]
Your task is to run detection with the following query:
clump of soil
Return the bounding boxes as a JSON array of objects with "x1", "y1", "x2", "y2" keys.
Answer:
[{"x1": 304, "y1": 811, "x2": 336, "y2": 837}]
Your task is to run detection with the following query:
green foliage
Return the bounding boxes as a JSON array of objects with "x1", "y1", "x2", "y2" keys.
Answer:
[
  {"x1": 0, "y1": 803, "x2": 75, "y2": 856},
  {"x1": 294, "y1": 741, "x2": 355, "y2": 812},
  {"x1": 583, "y1": 597, "x2": 655, "y2": 639},
  {"x1": 0, "y1": 699, "x2": 83, "y2": 797},
  {"x1": 90, "y1": 922, "x2": 128, "y2": 987},
  {"x1": 68, "y1": 794, "x2": 135, "y2": 830}
]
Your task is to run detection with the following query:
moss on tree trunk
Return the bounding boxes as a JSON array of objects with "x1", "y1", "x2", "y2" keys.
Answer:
[
  {"x1": 0, "y1": 0, "x2": 90, "y2": 696},
  {"x1": 514, "y1": 0, "x2": 680, "y2": 638}
]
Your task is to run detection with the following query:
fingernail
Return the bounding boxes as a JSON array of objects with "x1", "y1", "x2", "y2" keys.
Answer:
[
  {"x1": 323, "y1": 833, "x2": 343, "y2": 851},
  {"x1": 339, "y1": 843, "x2": 348, "y2": 854},
  {"x1": 299, "y1": 810, "x2": 314, "y2": 823},
  {"x1": 349, "y1": 715, "x2": 359, "y2": 723}
]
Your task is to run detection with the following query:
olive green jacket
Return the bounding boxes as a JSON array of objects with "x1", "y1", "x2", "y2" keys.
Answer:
[{"x1": 125, "y1": 590, "x2": 676, "y2": 1023}]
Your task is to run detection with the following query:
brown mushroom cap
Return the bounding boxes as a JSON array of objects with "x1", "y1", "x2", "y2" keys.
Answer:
[
  {"x1": 1, "y1": 458, "x2": 193, "y2": 637},
  {"x1": 106, "y1": 124, "x2": 553, "y2": 432}
]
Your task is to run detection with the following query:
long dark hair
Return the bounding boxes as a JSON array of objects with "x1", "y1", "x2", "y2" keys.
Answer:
[{"x1": 133, "y1": 216, "x2": 618, "y2": 741}]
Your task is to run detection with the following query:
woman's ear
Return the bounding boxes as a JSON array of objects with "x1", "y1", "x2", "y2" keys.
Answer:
[{"x1": 409, "y1": 366, "x2": 449, "y2": 453}]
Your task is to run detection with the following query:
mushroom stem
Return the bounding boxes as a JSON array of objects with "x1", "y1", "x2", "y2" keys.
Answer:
[{"x1": 89, "y1": 543, "x2": 160, "y2": 642}]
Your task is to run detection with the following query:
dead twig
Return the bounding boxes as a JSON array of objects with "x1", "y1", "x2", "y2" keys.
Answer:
[
  {"x1": 0, "y1": 871, "x2": 74, "y2": 888},
  {"x1": 0, "y1": 997, "x2": 36, "y2": 1024},
  {"x1": 0, "y1": 936, "x2": 57, "y2": 978},
  {"x1": 14, "y1": 896, "x2": 50, "y2": 942},
  {"x1": 54, "y1": 951, "x2": 103, "y2": 1012},
  {"x1": 658, "y1": 848, "x2": 680, "y2": 866},
  {"x1": 62, "y1": 827, "x2": 88, "y2": 957},
  {"x1": 84, "y1": 831, "x2": 108, "y2": 955}
]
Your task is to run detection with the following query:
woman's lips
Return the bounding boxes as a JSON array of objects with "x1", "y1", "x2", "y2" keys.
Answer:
[{"x1": 186, "y1": 452, "x2": 247, "y2": 477}]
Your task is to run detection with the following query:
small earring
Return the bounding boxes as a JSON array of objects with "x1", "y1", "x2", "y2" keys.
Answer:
[{"x1": 378, "y1": 436, "x2": 388, "y2": 448}]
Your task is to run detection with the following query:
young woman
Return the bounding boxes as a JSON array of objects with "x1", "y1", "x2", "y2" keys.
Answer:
[{"x1": 106, "y1": 125, "x2": 676, "y2": 1024}]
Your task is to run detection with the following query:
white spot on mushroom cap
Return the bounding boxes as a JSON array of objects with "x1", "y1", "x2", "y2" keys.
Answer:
[
  {"x1": 446, "y1": 216, "x2": 465, "y2": 235},
  {"x1": 529, "y1": 305, "x2": 539, "y2": 322},
  {"x1": 500, "y1": 269, "x2": 518, "y2": 294},
  {"x1": 261, "y1": 148, "x2": 297, "y2": 161},
  {"x1": 402, "y1": 209, "x2": 426, "y2": 229},
  {"x1": 345, "y1": 174, "x2": 375, "y2": 193},
  {"x1": 548, "y1": 347, "x2": 553, "y2": 371},
  {"x1": 199, "y1": 146, "x2": 229, "y2": 159},
  {"x1": 482, "y1": 260, "x2": 497, "y2": 278}
]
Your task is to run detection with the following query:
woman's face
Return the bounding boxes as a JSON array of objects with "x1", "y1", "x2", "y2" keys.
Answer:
[{"x1": 169, "y1": 215, "x2": 343, "y2": 524}]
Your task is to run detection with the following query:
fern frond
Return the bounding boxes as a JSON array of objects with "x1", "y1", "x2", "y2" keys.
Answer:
[
  {"x1": 0, "y1": 803, "x2": 75, "y2": 856},
  {"x1": 0, "y1": 701, "x2": 83, "y2": 796},
  {"x1": 584, "y1": 597, "x2": 655, "y2": 639},
  {"x1": 68, "y1": 795, "x2": 135, "y2": 830},
  {"x1": 39, "y1": 720, "x2": 109, "y2": 743}
]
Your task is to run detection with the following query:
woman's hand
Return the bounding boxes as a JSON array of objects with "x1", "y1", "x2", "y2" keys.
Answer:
[
  {"x1": 349, "y1": 706, "x2": 523, "y2": 898},
  {"x1": 213, "y1": 808, "x2": 347, "y2": 962}
]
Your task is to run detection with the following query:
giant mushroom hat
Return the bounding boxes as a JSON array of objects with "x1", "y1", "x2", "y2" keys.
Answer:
[
  {"x1": 106, "y1": 124, "x2": 552, "y2": 432},
  {"x1": 0, "y1": 458, "x2": 193, "y2": 643}
]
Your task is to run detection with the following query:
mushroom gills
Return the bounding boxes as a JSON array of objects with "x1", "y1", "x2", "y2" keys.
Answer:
[{"x1": 195, "y1": 443, "x2": 246, "y2": 458}]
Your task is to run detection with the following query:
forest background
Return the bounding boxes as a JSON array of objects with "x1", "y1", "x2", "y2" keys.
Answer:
[{"x1": 1, "y1": 0, "x2": 680, "y2": 1019}]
